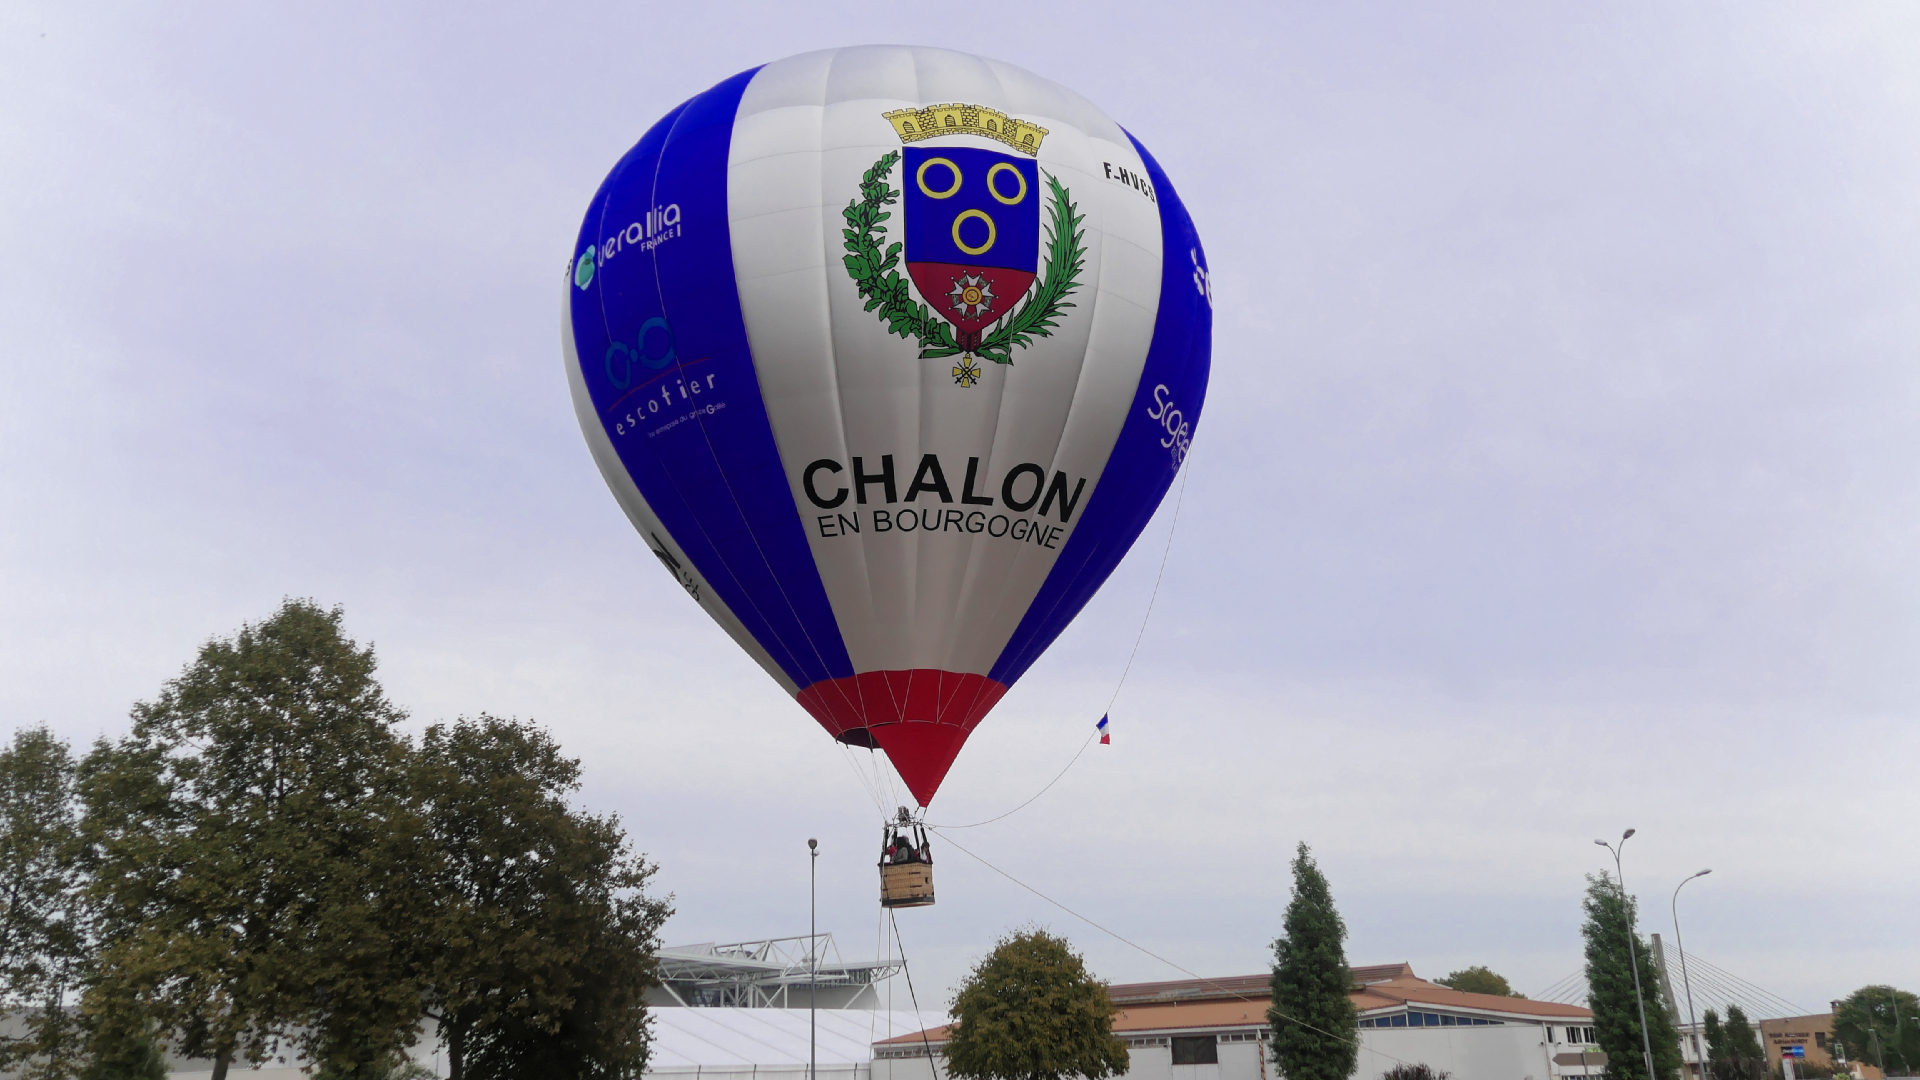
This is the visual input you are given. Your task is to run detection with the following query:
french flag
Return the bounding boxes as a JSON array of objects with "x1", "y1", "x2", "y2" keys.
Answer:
[{"x1": 1097, "y1": 715, "x2": 1110, "y2": 745}]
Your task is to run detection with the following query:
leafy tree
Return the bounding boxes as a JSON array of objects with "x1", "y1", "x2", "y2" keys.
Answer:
[
  {"x1": 462, "y1": 887, "x2": 669, "y2": 1080},
  {"x1": 944, "y1": 929, "x2": 1128, "y2": 1080},
  {"x1": 1834, "y1": 986, "x2": 1920, "y2": 1075},
  {"x1": 1268, "y1": 843, "x2": 1359, "y2": 1080},
  {"x1": 412, "y1": 716, "x2": 670, "y2": 1080},
  {"x1": 73, "y1": 1007, "x2": 167, "y2": 1080},
  {"x1": 0, "y1": 727, "x2": 90, "y2": 1079},
  {"x1": 78, "y1": 600, "x2": 422, "y2": 1080},
  {"x1": 1436, "y1": 967, "x2": 1523, "y2": 999},
  {"x1": 1580, "y1": 873, "x2": 1683, "y2": 1080},
  {"x1": 1380, "y1": 1067, "x2": 1452, "y2": 1080},
  {"x1": 316, "y1": 1052, "x2": 436, "y2": 1080}
]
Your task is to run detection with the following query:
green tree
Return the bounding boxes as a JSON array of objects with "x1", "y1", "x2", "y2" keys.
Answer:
[
  {"x1": 1834, "y1": 986, "x2": 1920, "y2": 1075},
  {"x1": 1580, "y1": 873, "x2": 1683, "y2": 1080},
  {"x1": 1268, "y1": 843, "x2": 1359, "y2": 1080},
  {"x1": 944, "y1": 929, "x2": 1128, "y2": 1080},
  {"x1": 1723, "y1": 1005, "x2": 1760, "y2": 1057},
  {"x1": 1723, "y1": 1004, "x2": 1764, "y2": 1073},
  {"x1": 78, "y1": 600, "x2": 423, "y2": 1079},
  {"x1": 73, "y1": 1003, "x2": 167, "y2": 1080},
  {"x1": 1380, "y1": 1067, "x2": 1452, "y2": 1080},
  {"x1": 1436, "y1": 967, "x2": 1524, "y2": 998},
  {"x1": 1703, "y1": 1009, "x2": 1726, "y2": 1061},
  {"x1": 462, "y1": 885, "x2": 669, "y2": 1080},
  {"x1": 412, "y1": 716, "x2": 670, "y2": 1080},
  {"x1": 0, "y1": 727, "x2": 90, "y2": 1079}
]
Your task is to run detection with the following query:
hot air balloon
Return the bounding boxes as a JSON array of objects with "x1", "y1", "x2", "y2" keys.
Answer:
[{"x1": 564, "y1": 47, "x2": 1211, "y2": 831}]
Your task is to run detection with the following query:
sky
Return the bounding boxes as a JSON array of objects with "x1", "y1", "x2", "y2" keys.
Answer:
[{"x1": 4, "y1": 0, "x2": 1918, "y2": 1022}]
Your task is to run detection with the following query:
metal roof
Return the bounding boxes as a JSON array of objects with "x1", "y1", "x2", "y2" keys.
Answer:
[{"x1": 656, "y1": 936, "x2": 904, "y2": 1009}]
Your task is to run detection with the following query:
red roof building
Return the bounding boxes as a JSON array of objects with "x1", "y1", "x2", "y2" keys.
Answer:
[{"x1": 874, "y1": 965, "x2": 1603, "y2": 1080}]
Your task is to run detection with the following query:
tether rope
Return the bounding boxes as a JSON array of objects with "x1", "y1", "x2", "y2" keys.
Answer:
[
  {"x1": 926, "y1": 451, "x2": 1196, "y2": 830},
  {"x1": 889, "y1": 910, "x2": 945, "y2": 1076},
  {"x1": 926, "y1": 826, "x2": 1415, "y2": 1068}
]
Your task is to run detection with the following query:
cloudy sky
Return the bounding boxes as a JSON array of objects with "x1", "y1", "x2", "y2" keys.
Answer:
[{"x1": 5, "y1": 1, "x2": 1917, "y2": 1018}]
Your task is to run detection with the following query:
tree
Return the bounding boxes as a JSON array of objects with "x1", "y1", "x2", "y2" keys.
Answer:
[
  {"x1": 411, "y1": 716, "x2": 670, "y2": 1080},
  {"x1": 944, "y1": 929, "x2": 1128, "y2": 1080},
  {"x1": 78, "y1": 600, "x2": 422, "y2": 1080},
  {"x1": 1380, "y1": 1067, "x2": 1452, "y2": 1080},
  {"x1": 1700, "y1": 1007, "x2": 1768, "y2": 1080},
  {"x1": 1834, "y1": 986, "x2": 1920, "y2": 1076},
  {"x1": 1580, "y1": 873, "x2": 1683, "y2": 1080},
  {"x1": 1268, "y1": 843, "x2": 1359, "y2": 1080},
  {"x1": 461, "y1": 880, "x2": 669, "y2": 1080},
  {"x1": 73, "y1": 1001, "x2": 168, "y2": 1080},
  {"x1": 0, "y1": 727, "x2": 90, "y2": 1079},
  {"x1": 1723, "y1": 1005, "x2": 1764, "y2": 1075},
  {"x1": 1435, "y1": 967, "x2": 1523, "y2": 998},
  {"x1": 1703, "y1": 1009, "x2": 1726, "y2": 1061}
]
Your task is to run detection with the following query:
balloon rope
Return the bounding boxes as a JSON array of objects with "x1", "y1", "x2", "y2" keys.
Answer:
[
  {"x1": 927, "y1": 452, "x2": 1195, "y2": 830},
  {"x1": 926, "y1": 732, "x2": 1096, "y2": 830},
  {"x1": 925, "y1": 827, "x2": 1416, "y2": 1068},
  {"x1": 834, "y1": 742, "x2": 884, "y2": 810},
  {"x1": 1105, "y1": 448, "x2": 1195, "y2": 714},
  {"x1": 888, "y1": 910, "x2": 944, "y2": 1076}
]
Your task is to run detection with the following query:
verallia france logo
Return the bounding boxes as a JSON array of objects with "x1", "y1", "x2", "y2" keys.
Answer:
[{"x1": 841, "y1": 104, "x2": 1088, "y2": 387}]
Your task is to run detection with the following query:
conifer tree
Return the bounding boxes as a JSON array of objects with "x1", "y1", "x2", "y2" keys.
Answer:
[
  {"x1": 1703, "y1": 1009, "x2": 1726, "y2": 1061},
  {"x1": 1711, "y1": 1005, "x2": 1765, "y2": 1080},
  {"x1": 1723, "y1": 1006, "x2": 1762, "y2": 1060},
  {"x1": 1267, "y1": 843, "x2": 1358, "y2": 1080}
]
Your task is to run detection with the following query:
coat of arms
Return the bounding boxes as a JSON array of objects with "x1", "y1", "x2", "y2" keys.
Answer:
[{"x1": 841, "y1": 104, "x2": 1088, "y2": 387}]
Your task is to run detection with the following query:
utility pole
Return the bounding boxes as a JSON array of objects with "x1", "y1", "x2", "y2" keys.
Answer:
[
  {"x1": 1597, "y1": 830, "x2": 1660, "y2": 1080},
  {"x1": 809, "y1": 838, "x2": 818, "y2": 1080},
  {"x1": 1672, "y1": 870, "x2": 1712, "y2": 1080}
]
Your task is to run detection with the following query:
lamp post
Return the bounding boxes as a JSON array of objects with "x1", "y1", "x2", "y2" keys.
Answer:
[
  {"x1": 1596, "y1": 830, "x2": 1660, "y2": 1080},
  {"x1": 1671, "y1": 870, "x2": 1712, "y2": 1080},
  {"x1": 809, "y1": 838, "x2": 818, "y2": 1080}
]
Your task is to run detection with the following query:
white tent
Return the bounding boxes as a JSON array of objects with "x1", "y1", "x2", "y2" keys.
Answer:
[{"x1": 647, "y1": 1009, "x2": 949, "y2": 1080}]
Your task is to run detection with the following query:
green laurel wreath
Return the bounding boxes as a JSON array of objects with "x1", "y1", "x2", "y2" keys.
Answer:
[{"x1": 841, "y1": 149, "x2": 1087, "y2": 365}]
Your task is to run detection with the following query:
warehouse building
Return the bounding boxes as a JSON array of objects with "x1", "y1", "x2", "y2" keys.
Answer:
[{"x1": 873, "y1": 964, "x2": 1600, "y2": 1080}]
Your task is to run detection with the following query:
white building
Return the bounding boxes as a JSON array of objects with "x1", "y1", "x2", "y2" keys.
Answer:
[
  {"x1": 643, "y1": 933, "x2": 944, "y2": 1080},
  {"x1": 873, "y1": 965, "x2": 1602, "y2": 1080}
]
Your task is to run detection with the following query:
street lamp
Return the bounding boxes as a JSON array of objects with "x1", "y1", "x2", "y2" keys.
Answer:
[
  {"x1": 1672, "y1": 870, "x2": 1712, "y2": 1079},
  {"x1": 809, "y1": 838, "x2": 819, "y2": 1080},
  {"x1": 1596, "y1": 830, "x2": 1660, "y2": 1080}
]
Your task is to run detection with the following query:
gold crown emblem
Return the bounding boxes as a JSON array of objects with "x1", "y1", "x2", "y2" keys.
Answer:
[{"x1": 882, "y1": 103, "x2": 1050, "y2": 156}]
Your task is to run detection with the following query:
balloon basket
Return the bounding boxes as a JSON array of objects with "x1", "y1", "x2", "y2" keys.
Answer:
[
  {"x1": 880, "y1": 862, "x2": 935, "y2": 908},
  {"x1": 879, "y1": 812, "x2": 935, "y2": 908}
]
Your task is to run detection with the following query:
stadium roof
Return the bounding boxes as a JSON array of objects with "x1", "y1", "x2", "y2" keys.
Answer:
[{"x1": 655, "y1": 935, "x2": 903, "y2": 1009}]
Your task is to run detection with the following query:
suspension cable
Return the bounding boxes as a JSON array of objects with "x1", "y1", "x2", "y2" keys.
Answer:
[
  {"x1": 889, "y1": 910, "x2": 944, "y2": 1077},
  {"x1": 927, "y1": 826, "x2": 1415, "y2": 1068},
  {"x1": 928, "y1": 453, "x2": 1196, "y2": 830}
]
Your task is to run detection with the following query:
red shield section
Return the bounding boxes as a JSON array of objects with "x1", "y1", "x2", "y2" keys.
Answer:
[{"x1": 907, "y1": 263, "x2": 1038, "y2": 336}]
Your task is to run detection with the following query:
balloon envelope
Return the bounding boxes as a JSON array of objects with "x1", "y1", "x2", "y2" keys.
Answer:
[{"x1": 565, "y1": 46, "x2": 1211, "y2": 806}]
